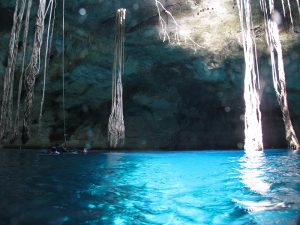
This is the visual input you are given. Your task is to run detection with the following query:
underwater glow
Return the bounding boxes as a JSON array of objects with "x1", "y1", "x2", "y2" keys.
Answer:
[
  {"x1": 237, "y1": 0, "x2": 263, "y2": 151},
  {"x1": 0, "y1": 150, "x2": 299, "y2": 224}
]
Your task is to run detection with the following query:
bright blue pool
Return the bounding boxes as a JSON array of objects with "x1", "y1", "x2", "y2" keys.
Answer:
[{"x1": 0, "y1": 149, "x2": 299, "y2": 224}]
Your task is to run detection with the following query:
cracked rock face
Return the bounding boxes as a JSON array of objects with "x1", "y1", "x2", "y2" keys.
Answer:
[{"x1": 0, "y1": 0, "x2": 299, "y2": 149}]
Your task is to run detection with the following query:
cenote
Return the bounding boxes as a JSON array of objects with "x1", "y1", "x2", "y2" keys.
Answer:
[
  {"x1": 1, "y1": 0, "x2": 300, "y2": 224},
  {"x1": 0, "y1": 149, "x2": 299, "y2": 224}
]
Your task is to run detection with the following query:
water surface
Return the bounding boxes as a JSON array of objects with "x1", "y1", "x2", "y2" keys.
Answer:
[{"x1": 0, "y1": 149, "x2": 299, "y2": 224}]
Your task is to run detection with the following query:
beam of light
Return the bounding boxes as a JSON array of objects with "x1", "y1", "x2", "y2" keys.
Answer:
[
  {"x1": 154, "y1": 0, "x2": 203, "y2": 50},
  {"x1": 108, "y1": 9, "x2": 126, "y2": 148},
  {"x1": 237, "y1": 0, "x2": 263, "y2": 152},
  {"x1": 261, "y1": 0, "x2": 300, "y2": 150}
]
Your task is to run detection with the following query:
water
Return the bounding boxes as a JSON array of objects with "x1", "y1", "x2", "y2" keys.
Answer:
[{"x1": 0, "y1": 149, "x2": 299, "y2": 225}]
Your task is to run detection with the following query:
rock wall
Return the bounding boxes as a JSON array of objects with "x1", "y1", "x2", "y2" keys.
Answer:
[{"x1": 0, "y1": 0, "x2": 299, "y2": 149}]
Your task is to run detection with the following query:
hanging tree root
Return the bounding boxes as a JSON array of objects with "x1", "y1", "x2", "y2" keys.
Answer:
[
  {"x1": 0, "y1": 0, "x2": 27, "y2": 143},
  {"x1": 108, "y1": 9, "x2": 126, "y2": 148},
  {"x1": 22, "y1": 0, "x2": 46, "y2": 144},
  {"x1": 39, "y1": 0, "x2": 56, "y2": 130},
  {"x1": 12, "y1": 0, "x2": 33, "y2": 143},
  {"x1": 268, "y1": 20, "x2": 299, "y2": 150},
  {"x1": 260, "y1": 0, "x2": 300, "y2": 150},
  {"x1": 154, "y1": 0, "x2": 203, "y2": 50},
  {"x1": 237, "y1": 0, "x2": 263, "y2": 151}
]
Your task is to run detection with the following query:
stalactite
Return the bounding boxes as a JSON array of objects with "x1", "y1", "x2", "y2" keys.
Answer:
[
  {"x1": 12, "y1": 0, "x2": 33, "y2": 142},
  {"x1": 260, "y1": 0, "x2": 300, "y2": 150},
  {"x1": 39, "y1": 0, "x2": 56, "y2": 130},
  {"x1": 237, "y1": 0, "x2": 263, "y2": 151},
  {"x1": 108, "y1": 9, "x2": 126, "y2": 148},
  {"x1": 22, "y1": 0, "x2": 46, "y2": 144},
  {"x1": 0, "y1": 0, "x2": 27, "y2": 143}
]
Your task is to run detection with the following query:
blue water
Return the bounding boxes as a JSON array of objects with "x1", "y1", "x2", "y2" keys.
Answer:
[{"x1": 0, "y1": 149, "x2": 299, "y2": 225}]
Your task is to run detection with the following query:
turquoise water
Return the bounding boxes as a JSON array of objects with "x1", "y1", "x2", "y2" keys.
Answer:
[{"x1": 0, "y1": 150, "x2": 299, "y2": 225}]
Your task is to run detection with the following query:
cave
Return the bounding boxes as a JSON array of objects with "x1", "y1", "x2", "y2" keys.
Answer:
[{"x1": 0, "y1": 0, "x2": 299, "y2": 224}]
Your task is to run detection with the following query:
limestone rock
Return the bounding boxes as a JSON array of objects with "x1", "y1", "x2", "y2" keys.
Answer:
[{"x1": 0, "y1": 0, "x2": 299, "y2": 149}]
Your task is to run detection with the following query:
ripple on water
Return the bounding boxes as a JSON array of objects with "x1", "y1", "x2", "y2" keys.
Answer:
[{"x1": 0, "y1": 149, "x2": 299, "y2": 224}]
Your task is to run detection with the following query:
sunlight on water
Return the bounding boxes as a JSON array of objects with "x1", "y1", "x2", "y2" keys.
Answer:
[
  {"x1": 239, "y1": 152, "x2": 271, "y2": 195},
  {"x1": 0, "y1": 150, "x2": 299, "y2": 224}
]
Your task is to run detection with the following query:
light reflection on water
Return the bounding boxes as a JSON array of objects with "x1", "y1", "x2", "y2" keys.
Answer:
[
  {"x1": 0, "y1": 149, "x2": 299, "y2": 224},
  {"x1": 239, "y1": 151, "x2": 271, "y2": 195},
  {"x1": 235, "y1": 151, "x2": 300, "y2": 224}
]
